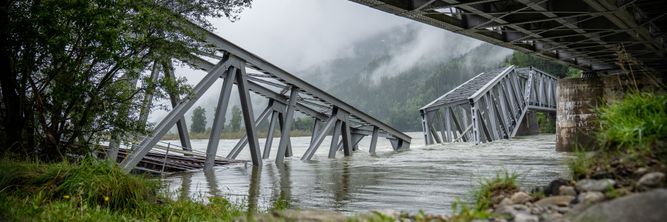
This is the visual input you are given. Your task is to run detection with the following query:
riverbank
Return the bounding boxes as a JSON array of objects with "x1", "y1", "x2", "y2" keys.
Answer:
[
  {"x1": 161, "y1": 129, "x2": 312, "y2": 140},
  {"x1": 1, "y1": 93, "x2": 664, "y2": 221}
]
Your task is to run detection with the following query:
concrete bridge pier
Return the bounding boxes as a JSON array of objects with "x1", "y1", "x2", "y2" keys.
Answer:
[
  {"x1": 556, "y1": 76, "x2": 603, "y2": 152},
  {"x1": 556, "y1": 73, "x2": 664, "y2": 152}
]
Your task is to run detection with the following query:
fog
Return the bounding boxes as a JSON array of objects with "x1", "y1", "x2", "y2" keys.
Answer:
[{"x1": 147, "y1": 0, "x2": 507, "y2": 130}]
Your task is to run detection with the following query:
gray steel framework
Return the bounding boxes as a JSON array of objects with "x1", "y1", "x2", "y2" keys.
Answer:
[
  {"x1": 119, "y1": 23, "x2": 411, "y2": 172},
  {"x1": 350, "y1": 0, "x2": 667, "y2": 74},
  {"x1": 420, "y1": 66, "x2": 557, "y2": 145}
]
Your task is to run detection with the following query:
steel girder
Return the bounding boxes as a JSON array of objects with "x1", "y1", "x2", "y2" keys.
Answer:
[
  {"x1": 119, "y1": 24, "x2": 411, "y2": 172},
  {"x1": 350, "y1": 0, "x2": 667, "y2": 74},
  {"x1": 420, "y1": 66, "x2": 557, "y2": 145}
]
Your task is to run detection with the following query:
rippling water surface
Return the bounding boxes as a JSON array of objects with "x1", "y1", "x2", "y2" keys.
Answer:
[{"x1": 162, "y1": 132, "x2": 569, "y2": 215}]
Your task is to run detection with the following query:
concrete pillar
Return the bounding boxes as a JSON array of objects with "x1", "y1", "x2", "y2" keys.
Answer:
[{"x1": 556, "y1": 77, "x2": 603, "y2": 151}]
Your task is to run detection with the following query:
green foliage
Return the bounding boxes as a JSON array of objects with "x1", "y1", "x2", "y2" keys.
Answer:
[
  {"x1": 230, "y1": 105, "x2": 243, "y2": 132},
  {"x1": 0, "y1": 158, "x2": 243, "y2": 221},
  {"x1": 567, "y1": 150, "x2": 595, "y2": 179},
  {"x1": 1, "y1": 0, "x2": 252, "y2": 160},
  {"x1": 536, "y1": 112, "x2": 556, "y2": 134},
  {"x1": 292, "y1": 117, "x2": 314, "y2": 132},
  {"x1": 472, "y1": 171, "x2": 520, "y2": 211},
  {"x1": 505, "y1": 51, "x2": 570, "y2": 77},
  {"x1": 191, "y1": 106, "x2": 207, "y2": 133},
  {"x1": 597, "y1": 93, "x2": 667, "y2": 150}
]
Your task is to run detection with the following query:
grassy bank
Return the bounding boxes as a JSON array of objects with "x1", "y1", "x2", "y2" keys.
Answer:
[
  {"x1": 162, "y1": 129, "x2": 312, "y2": 140},
  {"x1": 568, "y1": 93, "x2": 667, "y2": 182},
  {"x1": 0, "y1": 158, "x2": 244, "y2": 221}
]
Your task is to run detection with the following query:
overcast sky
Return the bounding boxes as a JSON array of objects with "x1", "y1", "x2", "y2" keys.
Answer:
[
  {"x1": 210, "y1": 0, "x2": 412, "y2": 72},
  {"x1": 149, "y1": 0, "x2": 489, "y2": 125}
]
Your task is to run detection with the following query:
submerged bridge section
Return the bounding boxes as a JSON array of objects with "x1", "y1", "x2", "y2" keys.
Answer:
[
  {"x1": 420, "y1": 66, "x2": 557, "y2": 144},
  {"x1": 118, "y1": 23, "x2": 410, "y2": 172}
]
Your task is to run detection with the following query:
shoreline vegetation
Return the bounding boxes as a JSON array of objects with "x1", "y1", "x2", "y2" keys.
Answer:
[{"x1": 1, "y1": 92, "x2": 665, "y2": 221}]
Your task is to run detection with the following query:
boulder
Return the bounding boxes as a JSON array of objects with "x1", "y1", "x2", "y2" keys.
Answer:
[
  {"x1": 510, "y1": 192, "x2": 532, "y2": 204},
  {"x1": 637, "y1": 172, "x2": 665, "y2": 188},
  {"x1": 544, "y1": 178, "x2": 570, "y2": 196},
  {"x1": 534, "y1": 196, "x2": 575, "y2": 207},
  {"x1": 575, "y1": 179, "x2": 615, "y2": 192},
  {"x1": 498, "y1": 197, "x2": 513, "y2": 207},
  {"x1": 513, "y1": 212, "x2": 539, "y2": 222},
  {"x1": 578, "y1": 192, "x2": 605, "y2": 204},
  {"x1": 571, "y1": 189, "x2": 667, "y2": 222},
  {"x1": 559, "y1": 186, "x2": 577, "y2": 196}
]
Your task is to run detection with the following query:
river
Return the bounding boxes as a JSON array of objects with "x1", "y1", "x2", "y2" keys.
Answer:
[{"x1": 162, "y1": 132, "x2": 569, "y2": 215}]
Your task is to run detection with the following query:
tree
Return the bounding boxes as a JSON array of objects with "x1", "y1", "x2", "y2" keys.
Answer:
[
  {"x1": 230, "y1": 105, "x2": 242, "y2": 132},
  {"x1": 190, "y1": 106, "x2": 207, "y2": 133},
  {"x1": 0, "y1": 0, "x2": 252, "y2": 160}
]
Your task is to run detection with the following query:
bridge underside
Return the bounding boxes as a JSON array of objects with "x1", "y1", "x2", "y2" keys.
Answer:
[
  {"x1": 351, "y1": 0, "x2": 667, "y2": 74},
  {"x1": 420, "y1": 66, "x2": 557, "y2": 144}
]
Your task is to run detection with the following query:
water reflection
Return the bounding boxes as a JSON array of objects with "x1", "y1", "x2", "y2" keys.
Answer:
[{"x1": 164, "y1": 133, "x2": 569, "y2": 215}]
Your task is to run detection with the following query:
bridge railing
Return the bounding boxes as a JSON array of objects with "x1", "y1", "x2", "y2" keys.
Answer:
[
  {"x1": 420, "y1": 66, "x2": 557, "y2": 145},
  {"x1": 117, "y1": 22, "x2": 410, "y2": 172}
]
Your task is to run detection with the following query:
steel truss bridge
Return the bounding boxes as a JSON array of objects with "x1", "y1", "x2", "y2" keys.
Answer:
[
  {"x1": 118, "y1": 23, "x2": 411, "y2": 172},
  {"x1": 351, "y1": 0, "x2": 667, "y2": 74},
  {"x1": 420, "y1": 66, "x2": 557, "y2": 145}
]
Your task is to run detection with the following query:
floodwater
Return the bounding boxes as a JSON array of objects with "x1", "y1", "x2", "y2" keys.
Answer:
[{"x1": 162, "y1": 132, "x2": 569, "y2": 215}]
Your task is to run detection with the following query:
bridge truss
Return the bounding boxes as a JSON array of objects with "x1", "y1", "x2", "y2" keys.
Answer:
[
  {"x1": 420, "y1": 66, "x2": 557, "y2": 145},
  {"x1": 351, "y1": 0, "x2": 667, "y2": 74},
  {"x1": 118, "y1": 23, "x2": 410, "y2": 172}
]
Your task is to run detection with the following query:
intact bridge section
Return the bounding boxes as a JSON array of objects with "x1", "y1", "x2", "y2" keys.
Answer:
[{"x1": 420, "y1": 66, "x2": 557, "y2": 145}]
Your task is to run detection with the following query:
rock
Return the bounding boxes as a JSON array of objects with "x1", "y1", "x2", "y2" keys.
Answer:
[
  {"x1": 544, "y1": 178, "x2": 570, "y2": 196},
  {"x1": 534, "y1": 195, "x2": 575, "y2": 207},
  {"x1": 513, "y1": 212, "x2": 539, "y2": 222},
  {"x1": 578, "y1": 191, "x2": 605, "y2": 204},
  {"x1": 559, "y1": 185, "x2": 577, "y2": 196},
  {"x1": 494, "y1": 204, "x2": 529, "y2": 215},
  {"x1": 637, "y1": 172, "x2": 665, "y2": 188},
  {"x1": 262, "y1": 209, "x2": 347, "y2": 222},
  {"x1": 571, "y1": 189, "x2": 667, "y2": 222},
  {"x1": 510, "y1": 192, "x2": 532, "y2": 204},
  {"x1": 498, "y1": 197, "x2": 513, "y2": 206},
  {"x1": 529, "y1": 205, "x2": 544, "y2": 215},
  {"x1": 541, "y1": 212, "x2": 563, "y2": 221},
  {"x1": 635, "y1": 167, "x2": 648, "y2": 175},
  {"x1": 575, "y1": 179, "x2": 616, "y2": 192}
]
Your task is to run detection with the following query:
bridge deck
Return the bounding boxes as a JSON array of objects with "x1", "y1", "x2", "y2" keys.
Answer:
[{"x1": 424, "y1": 67, "x2": 508, "y2": 109}]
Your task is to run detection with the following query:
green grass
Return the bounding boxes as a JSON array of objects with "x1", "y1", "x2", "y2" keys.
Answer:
[
  {"x1": 472, "y1": 171, "x2": 520, "y2": 211},
  {"x1": 597, "y1": 93, "x2": 667, "y2": 151},
  {"x1": 0, "y1": 157, "x2": 244, "y2": 221},
  {"x1": 568, "y1": 92, "x2": 667, "y2": 181}
]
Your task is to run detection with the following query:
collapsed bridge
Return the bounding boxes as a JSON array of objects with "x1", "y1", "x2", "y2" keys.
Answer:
[
  {"x1": 117, "y1": 22, "x2": 411, "y2": 172},
  {"x1": 420, "y1": 66, "x2": 557, "y2": 144}
]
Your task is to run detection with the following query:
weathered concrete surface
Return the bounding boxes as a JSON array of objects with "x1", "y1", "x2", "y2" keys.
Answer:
[
  {"x1": 556, "y1": 77, "x2": 603, "y2": 151},
  {"x1": 556, "y1": 74, "x2": 664, "y2": 151}
]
